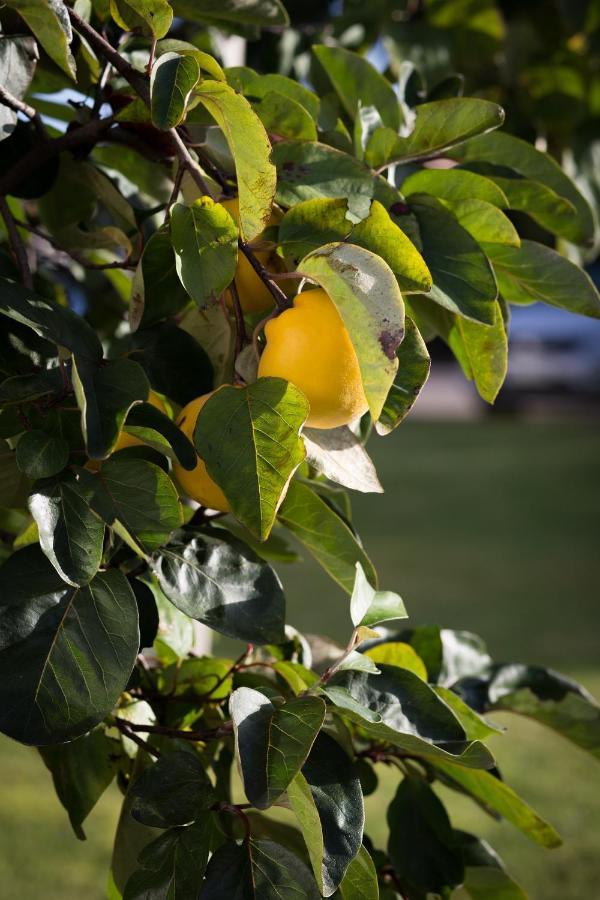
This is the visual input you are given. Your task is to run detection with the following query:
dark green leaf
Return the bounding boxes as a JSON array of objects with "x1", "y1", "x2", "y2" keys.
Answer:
[
  {"x1": 201, "y1": 839, "x2": 319, "y2": 899},
  {"x1": 72, "y1": 357, "x2": 150, "y2": 460},
  {"x1": 5, "y1": 0, "x2": 75, "y2": 78},
  {"x1": 336, "y1": 844, "x2": 379, "y2": 899},
  {"x1": 375, "y1": 316, "x2": 431, "y2": 434},
  {"x1": 124, "y1": 402, "x2": 196, "y2": 470},
  {"x1": 0, "y1": 439, "x2": 30, "y2": 507},
  {"x1": 90, "y1": 457, "x2": 182, "y2": 556},
  {"x1": 478, "y1": 171, "x2": 580, "y2": 238},
  {"x1": 488, "y1": 240, "x2": 600, "y2": 318},
  {"x1": 128, "y1": 751, "x2": 217, "y2": 828},
  {"x1": 195, "y1": 378, "x2": 309, "y2": 541},
  {"x1": 40, "y1": 726, "x2": 120, "y2": 840},
  {"x1": 153, "y1": 530, "x2": 286, "y2": 644},
  {"x1": 245, "y1": 73, "x2": 320, "y2": 119},
  {"x1": 170, "y1": 0, "x2": 289, "y2": 27},
  {"x1": 29, "y1": 469, "x2": 105, "y2": 586},
  {"x1": 457, "y1": 833, "x2": 528, "y2": 900},
  {"x1": 0, "y1": 36, "x2": 38, "y2": 141},
  {"x1": 350, "y1": 562, "x2": 407, "y2": 628},
  {"x1": 150, "y1": 51, "x2": 200, "y2": 130},
  {"x1": 400, "y1": 626, "x2": 492, "y2": 686},
  {"x1": 130, "y1": 228, "x2": 190, "y2": 331},
  {"x1": 255, "y1": 90, "x2": 318, "y2": 141},
  {"x1": 434, "y1": 688, "x2": 503, "y2": 742},
  {"x1": 387, "y1": 777, "x2": 464, "y2": 896},
  {"x1": 278, "y1": 480, "x2": 377, "y2": 594},
  {"x1": 170, "y1": 199, "x2": 238, "y2": 306},
  {"x1": 0, "y1": 368, "x2": 64, "y2": 406},
  {"x1": 230, "y1": 687, "x2": 326, "y2": 808},
  {"x1": 411, "y1": 195, "x2": 498, "y2": 324},
  {"x1": 16, "y1": 429, "x2": 69, "y2": 479},
  {"x1": 288, "y1": 732, "x2": 364, "y2": 897},
  {"x1": 0, "y1": 545, "x2": 138, "y2": 745},
  {"x1": 125, "y1": 815, "x2": 213, "y2": 899},
  {"x1": 129, "y1": 577, "x2": 159, "y2": 651},
  {"x1": 110, "y1": 0, "x2": 173, "y2": 38}
]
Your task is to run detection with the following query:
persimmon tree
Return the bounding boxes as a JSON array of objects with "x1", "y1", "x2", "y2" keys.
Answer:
[{"x1": 0, "y1": 1, "x2": 599, "y2": 898}]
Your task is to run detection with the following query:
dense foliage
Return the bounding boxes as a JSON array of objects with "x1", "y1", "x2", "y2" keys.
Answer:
[{"x1": 0, "y1": 1, "x2": 599, "y2": 898}]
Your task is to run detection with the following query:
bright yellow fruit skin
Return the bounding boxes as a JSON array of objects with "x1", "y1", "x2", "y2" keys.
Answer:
[
  {"x1": 173, "y1": 393, "x2": 230, "y2": 512},
  {"x1": 114, "y1": 390, "x2": 167, "y2": 452},
  {"x1": 257, "y1": 288, "x2": 369, "y2": 429},
  {"x1": 221, "y1": 197, "x2": 280, "y2": 315}
]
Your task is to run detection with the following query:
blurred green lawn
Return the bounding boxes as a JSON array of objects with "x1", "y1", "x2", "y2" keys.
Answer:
[{"x1": 1, "y1": 420, "x2": 599, "y2": 899}]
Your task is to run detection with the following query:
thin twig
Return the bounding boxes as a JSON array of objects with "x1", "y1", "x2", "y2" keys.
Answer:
[
  {"x1": 0, "y1": 198, "x2": 33, "y2": 289},
  {"x1": 115, "y1": 721, "x2": 161, "y2": 758},
  {"x1": 0, "y1": 84, "x2": 46, "y2": 138},
  {"x1": 170, "y1": 128, "x2": 213, "y2": 197},
  {"x1": 229, "y1": 281, "x2": 247, "y2": 356},
  {"x1": 239, "y1": 239, "x2": 290, "y2": 311},
  {"x1": 147, "y1": 38, "x2": 157, "y2": 75},
  {"x1": 163, "y1": 161, "x2": 186, "y2": 222},
  {"x1": 114, "y1": 718, "x2": 233, "y2": 742}
]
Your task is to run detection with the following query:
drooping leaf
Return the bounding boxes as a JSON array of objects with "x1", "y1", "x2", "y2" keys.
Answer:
[
  {"x1": 110, "y1": 0, "x2": 173, "y2": 38},
  {"x1": 399, "y1": 626, "x2": 493, "y2": 687},
  {"x1": 445, "y1": 198, "x2": 520, "y2": 247},
  {"x1": 0, "y1": 545, "x2": 138, "y2": 745},
  {"x1": 194, "y1": 378, "x2": 309, "y2": 541},
  {"x1": 5, "y1": 0, "x2": 75, "y2": 78},
  {"x1": 478, "y1": 171, "x2": 580, "y2": 238},
  {"x1": 170, "y1": 199, "x2": 238, "y2": 306},
  {"x1": 201, "y1": 838, "x2": 320, "y2": 899},
  {"x1": 278, "y1": 480, "x2": 377, "y2": 594},
  {"x1": 90, "y1": 457, "x2": 182, "y2": 556},
  {"x1": 170, "y1": 0, "x2": 289, "y2": 27},
  {"x1": 29, "y1": 469, "x2": 105, "y2": 586},
  {"x1": 122, "y1": 402, "x2": 197, "y2": 470},
  {"x1": 72, "y1": 357, "x2": 150, "y2": 460},
  {"x1": 128, "y1": 751, "x2": 217, "y2": 828},
  {"x1": 303, "y1": 426, "x2": 383, "y2": 494},
  {"x1": 16, "y1": 429, "x2": 69, "y2": 479},
  {"x1": 230, "y1": 687, "x2": 326, "y2": 808},
  {"x1": 433, "y1": 761, "x2": 562, "y2": 848},
  {"x1": 288, "y1": 732, "x2": 364, "y2": 897},
  {"x1": 300, "y1": 242, "x2": 405, "y2": 421},
  {"x1": 153, "y1": 529, "x2": 286, "y2": 644},
  {"x1": 375, "y1": 316, "x2": 431, "y2": 434},
  {"x1": 0, "y1": 36, "x2": 38, "y2": 141},
  {"x1": 313, "y1": 45, "x2": 402, "y2": 131},
  {"x1": 40, "y1": 727, "x2": 120, "y2": 840},
  {"x1": 434, "y1": 687, "x2": 503, "y2": 742},
  {"x1": 387, "y1": 777, "x2": 464, "y2": 896},
  {"x1": 195, "y1": 80, "x2": 276, "y2": 241},
  {"x1": 365, "y1": 98, "x2": 504, "y2": 168},
  {"x1": 150, "y1": 51, "x2": 200, "y2": 130},
  {"x1": 336, "y1": 844, "x2": 379, "y2": 900},
  {"x1": 350, "y1": 562, "x2": 407, "y2": 628},
  {"x1": 488, "y1": 240, "x2": 600, "y2": 318},
  {"x1": 130, "y1": 228, "x2": 190, "y2": 331}
]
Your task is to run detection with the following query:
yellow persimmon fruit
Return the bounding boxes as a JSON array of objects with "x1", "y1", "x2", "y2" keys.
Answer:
[
  {"x1": 221, "y1": 196, "x2": 282, "y2": 314},
  {"x1": 114, "y1": 390, "x2": 167, "y2": 452},
  {"x1": 257, "y1": 288, "x2": 369, "y2": 429},
  {"x1": 172, "y1": 392, "x2": 230, "y2": 512}
]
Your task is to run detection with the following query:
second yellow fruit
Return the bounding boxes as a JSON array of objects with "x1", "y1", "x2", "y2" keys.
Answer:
[
  {"x1": 173, "y1": 393, "x2": 230, "y2": 512},
  {"x1": 221, "y1": 197, "x2": 280, "y2": 315},
  {"x1": 257, "y1": 288, "x2": 369, "y2": 429}
]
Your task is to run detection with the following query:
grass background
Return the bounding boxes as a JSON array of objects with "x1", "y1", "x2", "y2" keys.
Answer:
[{"x1": 1, "y1": 419, "x2": 599, "y2": 899}]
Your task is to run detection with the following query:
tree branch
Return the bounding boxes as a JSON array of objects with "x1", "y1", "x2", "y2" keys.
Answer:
[
  {"x1": 114, "y1": 718, "x2": 233, "y2": 742},
  {"x1": 15, "y1": 218, "x2": 135, "y2": 270},
  {"x1": 0, "y1": 85, "x2": 46, "y2": 138},
  {"x1": 0, "y1": 198, "x2": 33, "y2": 289}
]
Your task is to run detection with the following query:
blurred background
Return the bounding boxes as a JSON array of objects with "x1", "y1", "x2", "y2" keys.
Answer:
[{"x1": 2, "y1": 0, "x2": 600, "y2": 897}]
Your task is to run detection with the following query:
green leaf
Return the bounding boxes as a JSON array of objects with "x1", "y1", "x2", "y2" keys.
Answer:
[
  {"x1": 0, "y1": 277, "x2": 102, "y2": 361},
  {"x1": 313, "y1": 45, "x2": 401, "y2": 131},
  {"x1": 488, "y1": 240, "x2": 600, "y2": 318},
  {"x1": 272, "y1": 141, "x2": 374, "y2": 224},
  {"x1": 170, "y1": 0, "x2": 289, "y2": 27},
  {"x1": 89, "y1": 457, "x2": 181, "y2": 556},
  {"x1": 40, "y1": 727, "x2": 120, "y2": 840},
  {"x1": 130, "y1": 227, "x2": 190, "y2": 330},
  {"x1": 194, "y1": 378, "x2": 309, "y2": 541},
  {"x1": 481, "y1": 172, "x2": 579, "y2": 239},
  {"x1": 128, "y1": 751, "x2": 217, "y2": 828},
  {"x1": 375, "y1": 316, "x2": 431, "y2": 434},
  {"x1": 300, "y1": 242, "x2": 405, "y2": 421},
  {"x1": 5, "y1": 0, "x2": 75, "y2": 78},
  {"x1": 451, "y1": 131, "x2": 595, "y2": 245},
  {"x1": 123, "y1": 402, "x2": 197, "y2": 470},
  {"x1": 278, "y1": 480, "x2": 377, "y2": 594},
  {"x1": 0, "y1": 546, "x2": 138, "y2": 745},
  {"x1": 255, "y1": 90, "x2": 318, "y2": 141},
  {"x1": 433, "y1": 762, "x2": 562, "y2": 848},
  {"x1": 124, "y1": 815, "x2": 213, "y2": 899},
  {"x1": 445, "y1": 199, "x2": 520, "y2": 247},
  {"x1": 303, "y1": 426, "x2": 383, "y2": 494},
  {"x1": 153, "y1": 529, "x2": 286, "y2": 644},
  {"x1": 72, "y1": 357, "x2": 150, "y2": 460},
  {"x1": 400, "y1": 626, "x2": 492, "y2": 686},
  {"x1": 28, "y1": 469, "x2": 105, "y2": 586},
  {"x1": 402, "y1": 168, "x2": 508, "y2": 206},
  {"x1": 156, "y1": 40, "x2": 225, "y2": 81},
  {"x1": 365, "y1": 98, "x2": 504, "y2": 168},
  {"x1": 387, "y1": 777, "x2": 464, "y2": 896},
  {"x1": 230, "y1": 687, "x2": 326, "y2": 809},
  {"x1": 336, "y1": 650, "x2": 380, "y2": 675},
  {"x1": 279, "y1": 198, "x2": 352, "y2": 266},
  {"x1": 245, "y1": 73, "x2": 320, "y2": 119},
  {"x1": 364, "y1": 642, "x2": 428, "y2": 681},
  {"x1": 350, "y1": 562, "x2": 407, "y2": 628},
  {"x1": 16, "y1": 429, "x2": 69, "y2": 479},
  {"x1": 110, "y1": 0, "x2": 173, "y2": 38},
  {"x1": 201, "y1": 839, "x2": 319, "y2": 899},
  {"x1": 0, "y1": 439, "x2": 30, "y2": 507},
  {"x1": 411, "y1": 196, "x2": 498, "y2": 324},
  {"x1": 0, "y1": 368, "x2": 64, "y2": 407},
  {"x1": 287, "y1": 732, "x2": 364, "y2": 897},
  {"x1": 337, "y1": 844, "x2": 379, "y2": 900},
  {"x1": 170, "y1": 199, "x2": 238, "y2": 306},
  {"x1": 0, "y1": 36, "x2": 38, "y2": 141},
  {"x1": 349, "y1": 200, "x2": 432, "y2": 294},
  {"x1": 150, "y1": 52, "x2": 200, "y2": 130},
  {"x1": 462, "y1": 865, "x2": 528, "y2": 900},
  {"x1": 195, "y1": 80, "x2": 276, "y2": 242},
  {"x1": 434, "y1": 687, "x2": 503, "y2": 742}
]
